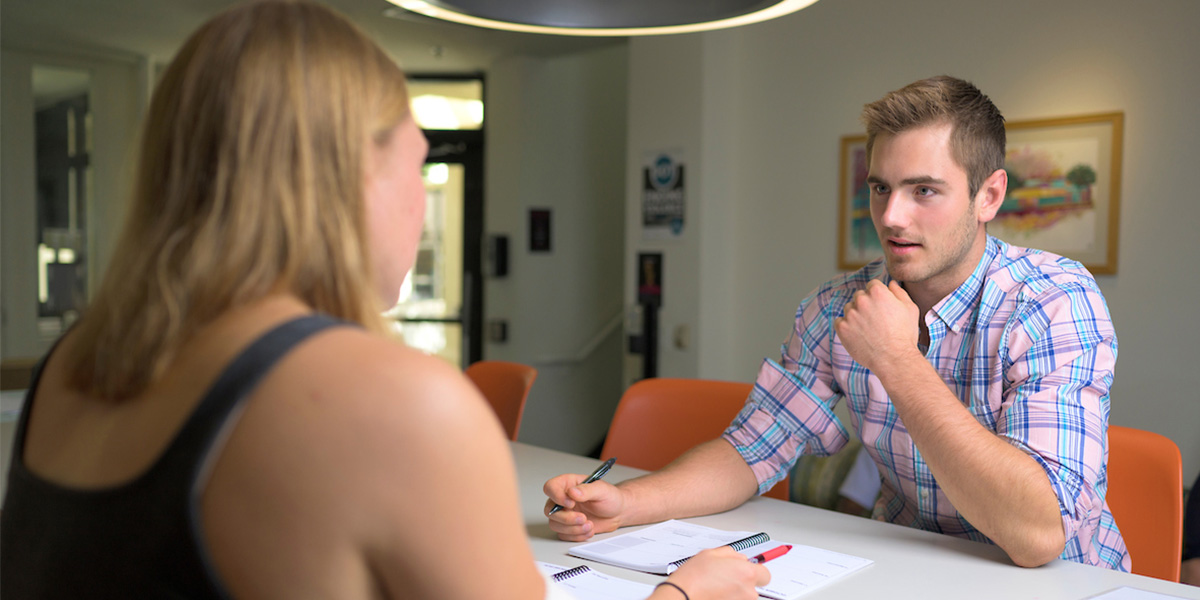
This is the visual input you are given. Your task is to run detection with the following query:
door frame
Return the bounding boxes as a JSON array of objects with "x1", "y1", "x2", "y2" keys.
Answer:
[{"x1": 407, "y1": 73, "x2": 485, "y2": 367}]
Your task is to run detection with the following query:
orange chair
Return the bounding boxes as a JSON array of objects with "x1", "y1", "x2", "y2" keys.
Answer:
[
  {"x1": 1106, "y1": 424, "x2": 1183, "y2": 582},
  {"x1": 464, "y1": 360, "x2": 538, "y2": 442},
  {"x1": 599, "y1": 378, "x2": 789, "y2": 500}
]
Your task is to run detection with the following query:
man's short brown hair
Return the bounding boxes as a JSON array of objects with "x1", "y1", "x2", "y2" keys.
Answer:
[{"x1": 862, "y1": 76, "x2": 1006, "y2": 199}]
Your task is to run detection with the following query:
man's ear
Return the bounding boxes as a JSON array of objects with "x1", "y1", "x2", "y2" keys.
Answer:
[{"x1": 976, "y1": 168, "x2": 1007, "y2": 223}]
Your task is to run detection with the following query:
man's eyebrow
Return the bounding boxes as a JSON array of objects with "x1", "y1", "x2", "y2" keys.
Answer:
[{"x1": 865, "y1": 175, "x2": 946, "y2": 186}]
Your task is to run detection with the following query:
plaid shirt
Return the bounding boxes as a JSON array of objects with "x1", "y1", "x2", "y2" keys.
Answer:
[{"x1": 724, "y1": 236, "x2": 1130, "y2": 571}]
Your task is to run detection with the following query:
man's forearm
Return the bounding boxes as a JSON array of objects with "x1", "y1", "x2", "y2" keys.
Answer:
[
  {"x1": 876, "y1": 353, "x2": 1066, "y2": 567},
  {"x1": 616, "y1": 439, "x2": 760, "y2": 528}
]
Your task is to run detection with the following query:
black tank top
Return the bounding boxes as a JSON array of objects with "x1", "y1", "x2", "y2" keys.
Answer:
[{"x1": 0, "y1": 315, "x2": 347, "y2": 599}]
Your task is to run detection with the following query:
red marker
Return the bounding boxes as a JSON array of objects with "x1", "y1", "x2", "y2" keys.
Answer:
[{"x1": 749, "y1": 544, "x2": 792, "y2": 564}]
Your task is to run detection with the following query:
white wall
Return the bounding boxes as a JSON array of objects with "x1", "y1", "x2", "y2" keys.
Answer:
[
  {"x1": 622, "y1": 31, "x2": 749, "y2": 382},
  {"x1": 625, "y1": 0, "x2": 1200, "y2": 485},
  {"x1": 1, "y1": 48, "x2": 143, "y2": 360},
  {"x1": 624, "y1": 34, "x2": 704, "y2": 381},
  {"x1": 485, "y1": 44, "x2": 629, "y2": 455}
]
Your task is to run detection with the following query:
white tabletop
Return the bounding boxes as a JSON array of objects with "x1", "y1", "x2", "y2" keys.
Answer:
[{"x1": 512, "y1": 442, "x2": 1200, "y2": 600}]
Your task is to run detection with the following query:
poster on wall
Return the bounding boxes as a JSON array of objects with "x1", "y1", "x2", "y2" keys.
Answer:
[{"x1": 642, "y1": 150, "x2": 686, "y2": 240}]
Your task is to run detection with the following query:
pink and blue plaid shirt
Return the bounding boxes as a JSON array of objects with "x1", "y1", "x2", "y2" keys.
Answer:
[{"x1": 723, "y1": 236, "x2": 1130, "y2": 571}]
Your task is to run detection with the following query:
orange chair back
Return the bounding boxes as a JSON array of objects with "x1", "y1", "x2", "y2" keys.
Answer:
[
  {"x1": 1106, "y1": 424, "x2": 1183, "y2": 581},
  {"x1": 464, "y1": 360, "x2": 538, "y2": 441},
  {"x1": 599, "y1": 378, "x2": 789, "y2": 500}
]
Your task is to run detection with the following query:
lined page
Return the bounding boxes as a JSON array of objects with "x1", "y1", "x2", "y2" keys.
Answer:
[
  {"x1": 537, "y1": 562, "x2": 656, "y2": 600},
  {"x1": 568, "y1": 520, "x2": 758, "y2": 574},
  {"x1": 745, "y1": 543, "x2": 873, "y2": 600}
]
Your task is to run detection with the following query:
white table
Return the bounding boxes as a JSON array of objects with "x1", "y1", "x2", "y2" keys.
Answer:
[{"x1": 513, "y1": 442, "x2": 1200, "y2": 599}]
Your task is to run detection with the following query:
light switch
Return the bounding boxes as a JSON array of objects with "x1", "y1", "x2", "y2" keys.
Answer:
[{"x1": 673, "y1": 324, "x2": 690, "y2": 350}]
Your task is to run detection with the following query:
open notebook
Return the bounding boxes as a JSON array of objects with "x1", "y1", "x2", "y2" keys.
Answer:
[
  {"x1": 537, "y1": 562, "x2": 655, "y2": 600},
  {"x1": 567, "y1": 520, "x2": 873, "y2": 600}
]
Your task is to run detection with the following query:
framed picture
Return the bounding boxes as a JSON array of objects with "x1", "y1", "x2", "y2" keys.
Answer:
[
  {"x1": 836, "y1": 134, "x2": 872, "y2": 270},
  {"x1": 837, "y1": 112, "x2": 1124, "y2": 274}
]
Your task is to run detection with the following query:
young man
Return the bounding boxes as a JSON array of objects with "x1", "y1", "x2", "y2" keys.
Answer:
[{"x1": 545, "y1": 76, "x2": 1129, "y2": 571}]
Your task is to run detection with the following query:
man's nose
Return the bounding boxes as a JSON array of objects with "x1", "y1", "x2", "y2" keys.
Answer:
[{"x1": 875, "y1": 193, "x2": 911, "y2": 230}]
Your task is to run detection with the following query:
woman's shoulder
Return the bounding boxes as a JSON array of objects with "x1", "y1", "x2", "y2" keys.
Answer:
[
  {"x1": 273, "y1": 324, "x2": 492, "y2": 434},
  {"x1": 192, "y1": 297, "x2": 501, "y2": 472},
  {"x1": 200, "y1": 322, "x2": 515, "y2": 598},
  {"x1": 204, "y1": 316, "x2": 507, "y2": 523}
]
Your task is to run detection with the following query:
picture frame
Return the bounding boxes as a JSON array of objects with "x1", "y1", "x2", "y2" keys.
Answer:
[
  {"x1": 837, "y1": 112, "x2": 1124, "y2": 274},
  {"x1": 836, "y1": 134, "x2": 871, "y2": 271}
]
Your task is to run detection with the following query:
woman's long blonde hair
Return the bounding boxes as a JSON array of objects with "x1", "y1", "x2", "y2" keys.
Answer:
[{"x1": 66, "y1": 0, "x2": 411, "y2": 399}]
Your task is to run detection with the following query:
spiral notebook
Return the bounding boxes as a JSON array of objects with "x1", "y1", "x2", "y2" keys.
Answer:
[
  {"x1": 567, "y1": 520, "x2": 873, "y2": 600},
  {"x1": 537, "y1": 562, "x2": 655, "y2": 600}
]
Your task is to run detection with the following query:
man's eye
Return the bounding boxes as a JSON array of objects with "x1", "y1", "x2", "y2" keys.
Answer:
[
  {"x1": 916, "y1": 186, "x2": 934, "y2": 196},
  {"x1": 871, "y1": 184, "x2": 888, "y2": 195}
]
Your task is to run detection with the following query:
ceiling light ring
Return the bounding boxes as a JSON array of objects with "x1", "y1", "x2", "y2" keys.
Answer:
[{"x1": 388, "y1": 0, "x2": 820, "y2": 37}]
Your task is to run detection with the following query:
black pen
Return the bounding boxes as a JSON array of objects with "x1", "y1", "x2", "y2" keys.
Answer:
[{"x1": 548, "y1": 457, "x2": 616, "y2": 515}]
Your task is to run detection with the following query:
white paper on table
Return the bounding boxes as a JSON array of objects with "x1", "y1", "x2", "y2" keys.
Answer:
[
  {"x1": 567, "y1": 520, "x2": 874, "y2": 599},
  {"x1": 568, "y1": 519, "x2": 759, "y2": 574},
  {"x1": 744, "y1": 543, "x2": 873, "y2": 600},
  {"x1": 537, "y1": 561, "x2": 656, "y2": 600}
]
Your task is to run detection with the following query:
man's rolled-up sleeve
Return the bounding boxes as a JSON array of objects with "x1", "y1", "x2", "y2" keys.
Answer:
[
  {"x1": 998, "y1": 281, "x2": 1117, "y2": 558},
  {"x1": 724, "y1": 292, "x2": 852, "y2": 495}
]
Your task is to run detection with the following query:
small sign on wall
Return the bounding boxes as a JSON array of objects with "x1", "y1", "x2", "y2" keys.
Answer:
[
  {"x1": 642, "y1": 150, "x2": 685, "y2": 240},
  {"x1": 637, "y1": 252, "x2": 662, "y2": 306},
  {"x1": 529, "y1": 208, "x2": 551, "y2": 252}
]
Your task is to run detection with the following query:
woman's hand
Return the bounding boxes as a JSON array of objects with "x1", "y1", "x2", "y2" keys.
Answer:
[{"x1": 656, "y1": 547, "x2": 770, "y2": 600}]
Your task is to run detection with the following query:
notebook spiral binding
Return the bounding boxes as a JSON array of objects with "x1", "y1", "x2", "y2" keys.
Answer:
[
  {"x1": 727, "y1": 532, "x2": 770, "y2": 552},
  {"x1": 667, "y1": 531, "x2": 771, "y2": 569},
  {"x1": 552, "y1": 565, "x2": 593, "y2": 582}
]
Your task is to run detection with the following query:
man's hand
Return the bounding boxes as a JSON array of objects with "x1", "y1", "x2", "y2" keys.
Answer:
[
  {"x1": 834, "y1": 280, "x2": 1070, "y2": 567},
  {"x1": 543, "y1": 439, "x2": 761, "y2": 545},
  {"x1": 543, "y1": 474, "x2": 627, "y2": 542},
  {"x1": 833, "y1": 280, "x2": 921, "y2": 374}
]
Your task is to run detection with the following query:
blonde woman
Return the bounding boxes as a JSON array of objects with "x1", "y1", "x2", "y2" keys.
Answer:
[{"x1": 0, "y1": 2, "x2": 767, "y2": 599}]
